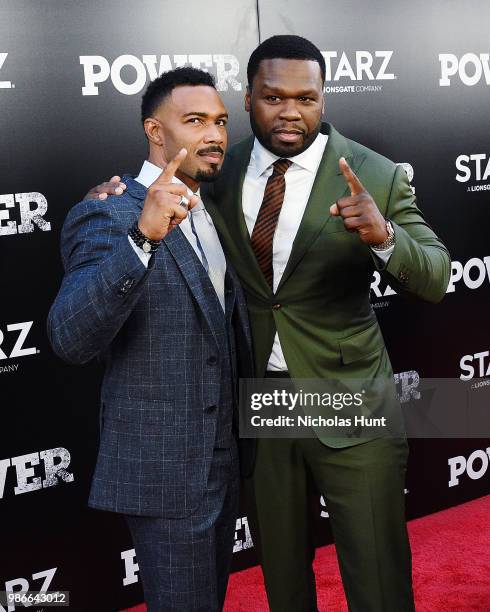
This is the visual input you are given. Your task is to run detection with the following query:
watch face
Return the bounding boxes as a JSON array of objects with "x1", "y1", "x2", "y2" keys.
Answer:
[{"x1": 142, "y1": 241, "x2": 152, "y2": 253}]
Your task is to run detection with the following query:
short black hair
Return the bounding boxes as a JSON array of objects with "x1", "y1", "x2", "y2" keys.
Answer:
[
  {"x1": 247, "y1": 35, "x2": 326, "y2": 88},
  {"x1": 141, "y1": 67, "x2": 216, "y2": 125}
]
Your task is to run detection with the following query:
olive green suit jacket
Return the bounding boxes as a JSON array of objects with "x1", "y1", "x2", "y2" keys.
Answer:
[{"x1": 204, "y1": 122, "x2": 450, "y2": 450}]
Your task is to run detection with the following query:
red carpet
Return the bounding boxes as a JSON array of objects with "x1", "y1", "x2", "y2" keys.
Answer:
[{"x1": 122, "y1": 495, "x2": 490, "y2": 611}]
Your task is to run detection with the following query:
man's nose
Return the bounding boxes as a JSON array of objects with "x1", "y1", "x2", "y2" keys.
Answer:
[
  {"x1": 203, "y1": 123, "x2": 224, "y2": 143},
  {"x1": 279, "y1": 99, "x2": 301, "y2": 121}
]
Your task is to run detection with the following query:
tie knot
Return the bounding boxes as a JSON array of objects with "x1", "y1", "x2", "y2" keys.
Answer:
[
  {"x1": 272, "y1": 159, "x2": 292, "y2": 176},
  {"x1": 190, "y1": 198, "x2": 204, "y2": 212},
  {"x1": 190, "y1": 201, "x2": 213, "y2": 225}
]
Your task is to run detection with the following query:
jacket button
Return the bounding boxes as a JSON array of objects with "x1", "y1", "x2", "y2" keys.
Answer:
[
  {"x1": 398, "y1": 271, "x2": 409, "y2": 283},
  {"x1": 207, "y1": 356, "x2": 217, "y2": 365},
  {"x1": 272, "y1": 303, "x2": 282, "y2": 310}
]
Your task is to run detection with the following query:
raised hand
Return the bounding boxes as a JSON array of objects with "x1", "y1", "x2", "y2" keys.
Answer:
[
  {"x1": 138, "y1": 148, "x2": 199, "y2": 241},
  {"x1": 330, "y1": 157, "x2": 388, "y2": 246}
]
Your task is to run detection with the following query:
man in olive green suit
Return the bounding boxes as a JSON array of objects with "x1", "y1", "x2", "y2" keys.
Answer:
[
  {"x1": 205, "y1": 36, "x2": 450, "y2": 612},
  {"x1": 88, "y1": 35, "x2": 450, "y2": 612}
]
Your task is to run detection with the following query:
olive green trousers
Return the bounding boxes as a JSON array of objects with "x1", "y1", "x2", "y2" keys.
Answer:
[{"x1": 245, "y1": 436, "x2": 415, "y2": 612}]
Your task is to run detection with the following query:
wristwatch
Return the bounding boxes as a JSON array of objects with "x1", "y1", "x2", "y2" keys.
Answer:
[
  {"x1": 128, "y1": 221, "x2": 161, "y2": 254},
  {"x1": 372, "y1": 220, "x2": 395, "y2": 252}
]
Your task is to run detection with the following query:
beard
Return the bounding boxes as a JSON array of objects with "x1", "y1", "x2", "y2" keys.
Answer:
[
  {"x1": 194, "y1": 145, "x2": 224, "y2": 182},
  {"x1": 195, "y1": 166, "x2": 221, "y2": 182},
  {"x1": 249, "y1": 107, "x2": 322, "y2": 157}
]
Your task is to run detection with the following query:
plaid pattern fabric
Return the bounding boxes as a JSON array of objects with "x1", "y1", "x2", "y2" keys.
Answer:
[
  {"x1": 125, "y1": 440, "x2": 239, "y2": 611},
  {"x1": 48, "y1": 176, "x2": 252, "y2": 518}
]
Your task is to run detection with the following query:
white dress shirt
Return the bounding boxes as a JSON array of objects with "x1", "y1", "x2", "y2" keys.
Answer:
[
  {"x1": 129, "y1": 160, "x2": 226, "y2": 311},
  {"x1": 242, "y1": 135, "x2": 393, "y2": 371}
]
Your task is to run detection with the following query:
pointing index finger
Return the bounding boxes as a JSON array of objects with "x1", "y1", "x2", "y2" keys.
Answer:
[
  {"x1": 339, "y1": 156, "x2": 365, "y2": 196},
  {"x1": 157, "y1": 148, "x2": 188, "y2": 184}
]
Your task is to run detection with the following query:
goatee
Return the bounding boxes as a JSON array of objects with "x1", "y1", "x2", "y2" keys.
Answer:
[{"x1": 249, "y1": 107, "x2": 321, "y2": 157}]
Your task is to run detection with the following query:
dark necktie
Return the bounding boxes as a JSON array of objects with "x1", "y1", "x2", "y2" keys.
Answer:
[{"x1": 251, "y1": 158, "x2": 292, "y2": 288}]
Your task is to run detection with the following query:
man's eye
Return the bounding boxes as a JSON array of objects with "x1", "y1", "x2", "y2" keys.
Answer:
[
  {"x1": 188, "y1": 118, "x2": 202, "y2": 124},
  {"x1": 216, "y1": 119, "x2": 227, "y2": 126},
  {"x1": 266, "y1": 96, "x2": 280, "y2": 102},
  {"x1": 299, "y1": 97, "x2": 313, "y2": 102}
]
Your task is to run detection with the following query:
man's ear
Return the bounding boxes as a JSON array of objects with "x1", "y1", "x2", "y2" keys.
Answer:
[
  {"x1": 244, "y1": 86, "x2": 251, "y2": 113},
  {"x1": 144, "y1": 117, "x2": 164, "y2": 146}
]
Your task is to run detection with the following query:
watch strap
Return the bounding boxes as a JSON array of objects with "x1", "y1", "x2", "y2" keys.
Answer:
[{"x1": 372, "y1": 220, "x2": 395, "y2": 252}]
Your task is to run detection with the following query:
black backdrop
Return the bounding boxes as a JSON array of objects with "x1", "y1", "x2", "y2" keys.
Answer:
[{"x1": 1, "y1": 1, "x2": 489, "y2": 610}]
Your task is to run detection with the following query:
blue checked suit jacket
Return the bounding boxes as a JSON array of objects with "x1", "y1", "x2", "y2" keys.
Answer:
[{"x1": 48, "y1": 176, "x2": 253, "y2": 518}]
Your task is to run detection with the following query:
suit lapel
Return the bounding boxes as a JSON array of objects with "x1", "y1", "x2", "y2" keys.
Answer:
[
  {"x1": 224, "y1": 268, "x2": 236, "y2": 321},
  {"x1": 203, "y1": 199, "x2": 254, "y2": 357},
  {"x1": 276, "y1": 124, "x2": 365, "y2": 292},
  {"x1": 124, "y1": 177, "x2": 225, "y2": 347},
  {"x1": 163, "y1": 227, "x2": 225, "y2": 345},
  {"x1": 224, "y1": 262, "x2": 254, "y2": 375},
  {"x1": 207, "y1": 140, "x2": 272, "y2": 298}
]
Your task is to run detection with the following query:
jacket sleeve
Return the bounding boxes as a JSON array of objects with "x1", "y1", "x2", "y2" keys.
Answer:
[
  {"x1": 47, "y1": 199, "x2": 154, "y2": 364},
  {"x1": 373, "y1": 164, "x2": 451, "y2": 303}
]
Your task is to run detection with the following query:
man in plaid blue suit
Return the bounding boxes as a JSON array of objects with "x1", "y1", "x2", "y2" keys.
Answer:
[{"x1": 48, "y1": 68, "x2": 253, "y2": 611}]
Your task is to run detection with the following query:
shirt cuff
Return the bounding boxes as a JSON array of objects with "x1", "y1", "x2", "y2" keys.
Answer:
[
  {"x1": 128, "y1": 235, "x2": 151, "y2": 268},
  {"x1": 370, "y1": 244, "x2": 394, "y2": 266}
]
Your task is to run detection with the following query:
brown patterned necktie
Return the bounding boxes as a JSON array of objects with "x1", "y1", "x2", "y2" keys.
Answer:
[{"x1": 251, "y1": 158, "x2": 292, "y2": 288}]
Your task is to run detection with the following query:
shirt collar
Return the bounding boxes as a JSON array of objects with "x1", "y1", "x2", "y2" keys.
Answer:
[
  {"x1": 135, "y1": 159, "x2": 201, "y2": 199},
  {"x1": 251, "y1": 131, "x2": 328, "y2": 177},
  {"x1": 134, "y1": 160, "x2": 208, "y2": 217}
]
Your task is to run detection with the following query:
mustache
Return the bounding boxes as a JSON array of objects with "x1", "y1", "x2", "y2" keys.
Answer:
[
  {"x1": 197, "y1": 146, "x2": 225, "y2": 155},
  {"x1": 273, "y1": 125, "x2": 305, "y2": 133}
]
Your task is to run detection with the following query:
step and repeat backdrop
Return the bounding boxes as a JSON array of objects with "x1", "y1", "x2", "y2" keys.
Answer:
[{"x1": 1, "y1": 1, "x2": 489, "y2": 610}]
